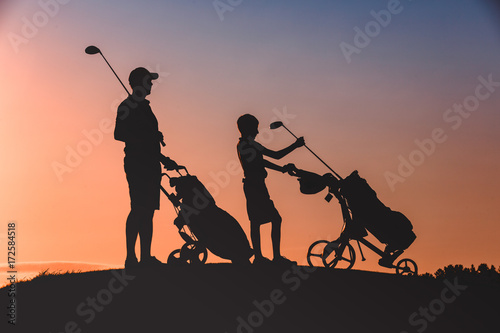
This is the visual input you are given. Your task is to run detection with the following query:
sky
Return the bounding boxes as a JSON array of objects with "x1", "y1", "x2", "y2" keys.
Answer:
[{"x1": 1, "y1": 0, "x2": 499, "y2": 279}]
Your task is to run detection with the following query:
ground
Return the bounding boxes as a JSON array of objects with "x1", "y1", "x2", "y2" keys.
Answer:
[{"x1": 1, "y1": 264, "x2": 498, "y2": 333}]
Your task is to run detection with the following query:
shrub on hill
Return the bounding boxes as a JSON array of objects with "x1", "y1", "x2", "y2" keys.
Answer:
[{"x1": 431, "y1": 263, "x2": 500, "y2": 285}]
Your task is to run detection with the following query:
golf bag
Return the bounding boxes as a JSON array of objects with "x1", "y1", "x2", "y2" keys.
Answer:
[
  {"x1": 170, "y1": 175, "x2": 254, "y2": 263},
  {"x1": 340, "y1": 171, "x2": 416, "y2": 252}
]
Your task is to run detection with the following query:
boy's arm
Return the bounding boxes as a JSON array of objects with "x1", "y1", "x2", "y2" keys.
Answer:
[
  {"x1": 260, "y1": 137, "x2": 305, "y2": 160},
  {"x1": 263, "y1": 159, "x2": 286, "y2": 173},
  {"x1": 263, "y1": 160, "x2": 296, "y2": 174}
]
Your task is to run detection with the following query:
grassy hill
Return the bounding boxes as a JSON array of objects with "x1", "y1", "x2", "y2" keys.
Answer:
[{"x1": 1, "y1": 264, "x2": 499, "y2": 333}]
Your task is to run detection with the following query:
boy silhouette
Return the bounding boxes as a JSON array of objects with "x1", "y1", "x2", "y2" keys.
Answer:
[{"x1": 237, "y1": 114, "x2": 305, "y2": 265}]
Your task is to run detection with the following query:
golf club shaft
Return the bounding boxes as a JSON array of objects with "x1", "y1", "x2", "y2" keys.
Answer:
[
  {"x1": 99, "y1": 52, "x2": 131, "y2": 96},
  {"x1": 282, "y1": 125, "x2": 343, "y2": 180}
]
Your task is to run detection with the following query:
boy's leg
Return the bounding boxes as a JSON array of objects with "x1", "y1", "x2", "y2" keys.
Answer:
[
  {"x1": 271, "y1": 216, "x2": 282, "y2": 259},
  {"x1": 250, "y1": 222, "x2": 263, "y2": 259},
  {"x1": 271, "y1": 215, "x2": 296, "y2": 265}
]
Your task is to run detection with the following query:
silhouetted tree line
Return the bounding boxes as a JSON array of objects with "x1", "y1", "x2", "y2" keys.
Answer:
[{"x1": 421, "y1": 264, "x2": 500, "y2": 285}]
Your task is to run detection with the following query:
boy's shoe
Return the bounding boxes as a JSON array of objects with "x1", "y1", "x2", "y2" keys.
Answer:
[
  {"x1": 378, "y1": 257, "x2": 395, "y2": 268},
  {"x1": 253, "y1": 256, "x2": 272, "y2": 266},
  {"x1": 140, "y1": 256, "x2": 164, "y2": 267},
  {"x1": 273, "y1": 256, "x2": 297, "y2": 266},
  {"x1": 323, "y1": 241, "x2": 341, "y2": 257},
  {"x1": 124, "y1": 257, "x2": 139, "y2": 270},
  {"x1": 378, "y1": 250, "x2": 403, "y2": 269},
  {"x1": 378, "y1": 258, "x2": 394, "y2": 268}
]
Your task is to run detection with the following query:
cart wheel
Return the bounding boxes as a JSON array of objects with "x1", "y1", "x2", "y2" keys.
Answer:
[
  {"x1": 395, "y1": 258, "x2": 418, "y2": 276},
  {"x1": 167, "y1": 249, "x2": 187, "y2": 265},
  {"x1": 180, "y1": 242, "x2": 208, "y2": 264},
  {"x1": 322, "y1": 241, "x2": 356, "y2": 270},
  {"x1": 306, "y1": 240, "x2": 329, "y2": 267}
]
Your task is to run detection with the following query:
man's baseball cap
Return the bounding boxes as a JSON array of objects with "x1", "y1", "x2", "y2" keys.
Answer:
[{"x1": 128, "y1": 67, "x2": 159, "y2": 87}]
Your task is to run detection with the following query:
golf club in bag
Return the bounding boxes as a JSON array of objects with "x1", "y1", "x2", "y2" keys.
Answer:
[
  {"x1": 85, "y1": 45, "x2": 165, "y2": 147},
  {"x1": 270, "y1": 121, "x2": 341, "y2": 179}
]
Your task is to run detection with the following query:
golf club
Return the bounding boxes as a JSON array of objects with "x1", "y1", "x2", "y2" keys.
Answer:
[
  {"x1": 85, "y1": 45, "x2": 131, "y2": 96},
  {"x1": 270, "y1": 121, "x2": 343, "y2": 180},
  {"x1": 85, "y1": 45, "x2": 165, "y2": 147}
]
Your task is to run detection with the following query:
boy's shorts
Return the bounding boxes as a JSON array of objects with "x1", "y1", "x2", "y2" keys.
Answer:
[
  {"x1": 243, "y1": 178, "x2": 281, "y2": 225},
  {"x1": 125, "y1": 158, "x2": 161, "y2": 210}
]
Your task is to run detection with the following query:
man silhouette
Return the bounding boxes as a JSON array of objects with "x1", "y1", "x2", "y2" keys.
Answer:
[
  {"x1": 237, "y1": 114, "x2": 305, "y2": 265},
  {"x1": 114, "y1": 67, "x2": 175, "y2": 269}
]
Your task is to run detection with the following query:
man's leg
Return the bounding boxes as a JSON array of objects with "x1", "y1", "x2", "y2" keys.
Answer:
[
  {"x1": 126, "y1": 206, "x2": 155, "y2": 260},
  {"x1": 250, "y1": 222, "x2": 263, "y2": 259},
  {"x1": 138, "y1": 208, "x2": 155, "y2": 261},
  {"x1": 126, "y1": 209, "x2": 140, "y2": 261},
  {"x1": 271, "y1": 216, "x2": 282, "y2": 259}
]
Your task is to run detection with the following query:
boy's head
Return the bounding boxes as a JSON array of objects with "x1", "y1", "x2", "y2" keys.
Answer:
[{"x1": 237, "y1": 114, "x2": 259, "y2": 138}]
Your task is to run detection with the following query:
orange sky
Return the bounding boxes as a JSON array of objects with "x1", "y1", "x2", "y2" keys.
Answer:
[{"x1": 1, "y1": 0, "x2": 499, "y2": 277}]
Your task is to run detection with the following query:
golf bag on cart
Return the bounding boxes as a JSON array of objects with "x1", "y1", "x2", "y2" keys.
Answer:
[
  {"x1": 269, "y1": 120, "x2": 417, "y2": 273},
  {"x1": 164, "y1": 170, "x2": 254, "y2": 265},
  {"x1": 337, "y1": 171, "x2": 416, "y2": 253}
]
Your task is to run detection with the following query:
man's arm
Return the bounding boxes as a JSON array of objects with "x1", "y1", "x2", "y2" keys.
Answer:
[
  {"x1": 114, "y1": 107, "x2": 129, "y2": 142},
  {"x1": 260, "y1": 137, "x2": 305, "y2": 160},
  {"x1": 114, "y1": 105, "x2": 142, "y2": 143},
  {"x1": 160, "y1": 154, "x2": 184, "y2": 170}
]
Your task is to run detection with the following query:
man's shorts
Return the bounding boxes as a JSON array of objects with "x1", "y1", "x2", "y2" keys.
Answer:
[
  {"x1": 124, "y1": 157, "x2": 161, "y2": 210},
  {"x1": 243, "y1": 178, "x2": 281, "y2": 225}
]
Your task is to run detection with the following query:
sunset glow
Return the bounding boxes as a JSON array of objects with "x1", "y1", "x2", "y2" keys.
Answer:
[{"x1": 1, "y1": 0, "x2": 499, "y2": 278}]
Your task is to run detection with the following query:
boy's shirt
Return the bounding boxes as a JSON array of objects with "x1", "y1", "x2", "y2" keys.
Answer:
[{"x1": 237, "y1": 137, "x2": 268, "y2": 180}]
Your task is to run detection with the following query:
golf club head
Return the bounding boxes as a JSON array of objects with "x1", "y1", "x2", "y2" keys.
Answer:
[
  {"x1": 85, "y1": 45, "x2": 101, "y2": 55},
  {"x1": 270, "y1": 121, "x2": 283, "y2": 130}
]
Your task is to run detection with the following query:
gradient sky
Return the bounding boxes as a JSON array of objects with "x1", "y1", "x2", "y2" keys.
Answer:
[{"x1": 1, "y1": 0, "x2": 499, "y2": 276}]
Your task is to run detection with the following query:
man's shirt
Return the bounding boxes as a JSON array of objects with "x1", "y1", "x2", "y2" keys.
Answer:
[{"x1": 115, "y1": 96, "x2": 160, "y2": 161}]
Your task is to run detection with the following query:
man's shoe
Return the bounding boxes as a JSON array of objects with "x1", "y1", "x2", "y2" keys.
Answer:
[
  {"x1": 140, "y1": 256, "x2": 164, "y2": 267},
  {"x1": 125, "y1": 257, "x2": 139, "y2": 269},
  {"x1": 253, "y1": 256, "x2": 272, "y2": 266},
  {"x1": 273, "y1": 256, "x2": 297, "y2": 266}
]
